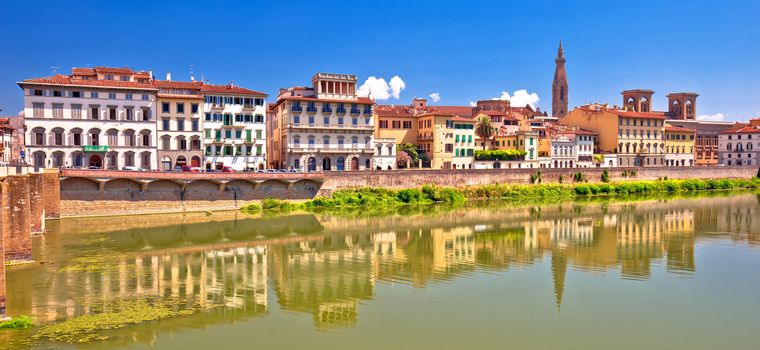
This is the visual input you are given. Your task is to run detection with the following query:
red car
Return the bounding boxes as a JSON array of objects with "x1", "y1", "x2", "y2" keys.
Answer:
[{"x1": 221, "y1": 166, "x2": 235, "y2": 173}]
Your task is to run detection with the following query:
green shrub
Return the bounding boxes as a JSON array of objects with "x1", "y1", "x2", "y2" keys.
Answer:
[
  {"x1": 0, "y1": 316, "x2": 33, "y2": 329},
  {"x1": 601, "y1": 169, "x2": 609, "y2": 183},
  {"x1": 474, "y1": 149, "x2": 527, "y2": 161},
  {"x1": 241, "y1": 203, "x2": 261, "y2": 211}
]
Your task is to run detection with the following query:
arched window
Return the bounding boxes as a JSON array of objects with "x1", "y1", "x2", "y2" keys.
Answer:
[
  {"x1": 293, "y1": 135, "x2": 300, "y2": 146},
  {"x1": 727, "y1": 142, "x2": 732, "y2": 151}
]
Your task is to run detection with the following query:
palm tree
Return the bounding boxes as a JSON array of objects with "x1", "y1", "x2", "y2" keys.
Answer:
[{"x1": 475, "y1": 115, "x2": 496, "y2": 150}]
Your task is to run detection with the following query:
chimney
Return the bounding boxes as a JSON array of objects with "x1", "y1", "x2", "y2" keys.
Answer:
[
  {"x1": 413, "y1": 98, "x2": 427, "y2": 109},
  {"x1": 165, "y1": 72, "x2": 171, "y2": 81}
]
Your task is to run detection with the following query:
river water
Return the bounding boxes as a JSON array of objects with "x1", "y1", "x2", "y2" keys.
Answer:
[{"x1": 2, "y1": 192, "x2": 759, "y2": 349}]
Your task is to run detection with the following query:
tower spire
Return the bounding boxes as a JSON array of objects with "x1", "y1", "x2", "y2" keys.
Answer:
[{"x1": 552, "y1": 40, "x2": 569, "y2": 117}]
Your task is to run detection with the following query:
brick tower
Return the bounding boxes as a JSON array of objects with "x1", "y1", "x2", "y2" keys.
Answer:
[{"x1": 552, "y1": 41, "x2": 569, "y2": 117}]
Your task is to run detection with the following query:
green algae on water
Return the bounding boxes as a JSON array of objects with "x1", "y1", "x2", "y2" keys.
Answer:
[{"x1": 32, "y1": 298, "x2": 196, "y2": 344}]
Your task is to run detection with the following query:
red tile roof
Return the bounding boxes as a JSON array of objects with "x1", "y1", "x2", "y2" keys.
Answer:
[
  {"x1": 154, "y1": 80, "x2": 203, "y2": 90},
  {"x1": 201, "y1": 83, "x2": 267, "y2": 96},
  {"x1": 665, "y1": 125, "x2": 696, "y2": 133},
  {"x1": 374, "y1": 105, "x2": 417, "y2": 117},
  {"x1": 431, "y1": 106, "x2": 473, "y2": 117},
  {"x1": 720, "y1": 125, "x2": 760, "y2": 134},
  {"x1": 71, "y1": 68, "x2": 96, "y2": 76},
  {"x1": 611, "y1": 110, "x2": 668, "y2": 120},
  {"x1": 94, "y1": 66, "x2": 136, "y2": 74},
  {"x1": 451, "y1": 116, "x2": 475, "y2": 122},
  {"x1": 20, "y1": 74, "x2": 156, "y2": 90}
]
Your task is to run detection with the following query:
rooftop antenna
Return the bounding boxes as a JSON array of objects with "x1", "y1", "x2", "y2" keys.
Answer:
[{"x1": 49, "y1": 66, "x2": 60, "y2": 74}]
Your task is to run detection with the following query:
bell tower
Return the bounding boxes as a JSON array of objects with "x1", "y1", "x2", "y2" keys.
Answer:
[{"x1": 552, "y1": 41, "x2": 569, "y2": 117}]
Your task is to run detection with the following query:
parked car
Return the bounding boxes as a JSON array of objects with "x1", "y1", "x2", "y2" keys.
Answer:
[
  {"x1": 221, "y1": 166, "x2": 235, "y2": 173},
  {"x1": 181, "y1": 166, "x2": 200, "y2": 172}
]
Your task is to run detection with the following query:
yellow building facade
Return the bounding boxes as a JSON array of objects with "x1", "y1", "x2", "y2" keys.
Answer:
[
  {"x1": 562, "y1": 104, "x2": 666, "y2": 167},
  {"x1": 664, "y1": 125, "x2": 696, "y2": 166}
]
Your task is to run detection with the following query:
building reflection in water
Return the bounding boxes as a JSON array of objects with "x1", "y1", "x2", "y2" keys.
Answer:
[{"x1": 7, "y1": 193, "x2": 759, "y2": 335}]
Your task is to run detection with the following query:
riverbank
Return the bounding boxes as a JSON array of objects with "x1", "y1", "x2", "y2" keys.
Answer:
[{"x1": 241, "y1": 177, "x2": 760, "y2": 211}]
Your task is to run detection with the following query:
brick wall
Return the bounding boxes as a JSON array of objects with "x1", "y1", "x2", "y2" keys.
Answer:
[
  {"x1": 28, "y1": 173, "x2": 45, "y2": 233},
  {"x1": 43, "y1": 169, "x2": 60, "y2": 218},
  {"x1": 56, "y1": 166, "x2": 759, "y2": 217},
  {"x1": 2, "y1": 176, "x2": 32, "y2": 263},
  {"x1": 0, "y1": 182, "x2": 7, "y2": 316}
]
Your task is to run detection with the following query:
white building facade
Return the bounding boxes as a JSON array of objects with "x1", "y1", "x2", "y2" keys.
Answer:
[
  {"x1": 202, "y1": 84, "x2": 268, "y2": 171},
  {"x1": 718, "y1": 119, "x2": 760, "y2": 166},
  {"x1": 18, "y1": 67, "x2": 158, "y2": 169},
  {"x1": 550, "y1": 135, "x2": 576, "y2": 168},
  {"x1": 269, "y1": 73, "x2": 376, "y2": 172},
  {"x1": 372, "y1": 138, "x2": 397, "y2": 170},
  {"x1": 575, "y1": 130, "x2": 596, "y2": 168}
]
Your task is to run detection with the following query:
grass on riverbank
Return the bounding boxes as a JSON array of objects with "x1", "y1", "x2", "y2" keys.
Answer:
[{"x1": 240, "y1": 178, "x2": 760, "y2": 211}]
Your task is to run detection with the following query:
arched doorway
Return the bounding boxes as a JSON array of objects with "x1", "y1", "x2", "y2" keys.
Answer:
[
  {"x1": 351, "y1": 157, "x2": 359, "y2": 171},
  {"x1": 307, "y1": 157, "x2": 317, "y2": 172},
  {"x1": 493, "y1": 162, "x2": 501, "y2": 169},
  {"x1": 89, "y1": 154, "x2": 102, "y2": 168},
  {"x1": 258, "y1": 163, "x2": 264, "y2": 170},
  {"x1": 191, "y1": 156, "x2": 201, "y2": 167},
  {"x1": 176, "y1": 156, "x2": 188, "y2": 168},
  {"x1": 322, "y1": 157, "x2": 332, "y2": 171},
  {"x1": 336, "y1": 157, "x2": 345, "y2": 171}
]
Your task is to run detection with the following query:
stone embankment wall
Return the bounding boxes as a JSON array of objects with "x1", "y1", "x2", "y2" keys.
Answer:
[
  {"x1": 0, "y1": 169, "x2": 59, "y2": 316},
  {"x1": 57, "y1": 166, "x2": 759, "y2": 217}
]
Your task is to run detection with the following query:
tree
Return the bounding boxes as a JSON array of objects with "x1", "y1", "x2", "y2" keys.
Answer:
[
  {"x1": 396, "y1": 150, "x2": 412, "y2": 169},
  {"x1": 474, "y1": 115, "x2": 496, "y2": 150},
  {"x1": 398, "y1": 143, "x2": 420, "y2": 166}
]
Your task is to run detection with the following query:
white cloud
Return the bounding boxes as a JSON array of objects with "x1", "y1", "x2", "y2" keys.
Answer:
[
  {"x1": 357, "y1": 75, "x2": 406, "y2": 100},
  {"x1": 429, "y1": 92, "x2": 441, "y2": 103},
  {"x1": 469, "y1": 101, "x2": 477, "y2": 107},
  {"x1": 389, "y1": 76, "x2": 405, "y2": 99},
  {"x1": 697, "y1": 113, "x2": 725, "y2": 121},
  {"x1": 490, "y1": 89, "x2": 540, "y2": 109}
]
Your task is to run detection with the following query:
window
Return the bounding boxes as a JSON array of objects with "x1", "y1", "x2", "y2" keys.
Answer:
[
  {"x1": 54, "y1": 131, "x2": 63, "y2": 146},
  {"x1": 72, "y1": 91, "x2": 81, "y2": 98},
  {"x1": 125, "y1": 93, "x2": 133, "y2": 100},
  {"x1": 71, "y1": 104, "x2": 82, "y2": 119},
  {"x1": 33, "y1": 89, "x2": 43, "y2": 96},
  {"x1": 192, "y1": 119, "x2": 199, "y2": 131},
  {"x1": 108, "y1": 107, "x2": 117, "y2": 120},
  {"x1": 176, "y1": 103, "x2": 185, "y2": 114},
  {"x1": 142, "y1": 94, "x2": 149, "y2": 101},
  {"x1": 105, "y1": 75, "x2": 114, "y2": 80},
  {"x1": 52, "y1": 103, "x2": 63, "y2": 118},
  {"x1": 125, "y1": 108, "x2": 134, "y2": 121},
  {"x1": 108, "y1": 93, "x2": 116, "y2": 99},
  {"x1": 162, "y1": 118, "x2": 170, "y2": 130},
  {"x1": 142, "y1": 134, "x2": 150, "y2": 147},
  {"x1": 403, "y1": 121, "x2": 412, "y2": 129},
  {"x1": 73, "y1": 132, "x2": 82, "y2": 146},
  {"x1": 33, "y1": 103, "x2": 44, "y2": 118},
  {"x1": 162, "y1": 102, "x2": 170, "y2": 113},
  {"x1": 379, "y1": 120, "x2": 388, "y2": 128},
  {"x1": 177, "y1": 119, "x2": 185, "y2": 131},
  {"x1": 191, "y1": 103, "x2": 198, "y2": 114},
  {"x1": 120, "y1": 75, "x2": 128, "y2": 81},
  {"x1": 141, "y1": 108, "x2": 151, "y2": 121},
  {"x1": 91, "y1": 92, "x2": 99, "y2": 98}
]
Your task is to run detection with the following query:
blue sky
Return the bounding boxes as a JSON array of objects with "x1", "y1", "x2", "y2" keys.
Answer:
[{"x1": 1, "y1": 0, "x2": 758, "y2": 121}]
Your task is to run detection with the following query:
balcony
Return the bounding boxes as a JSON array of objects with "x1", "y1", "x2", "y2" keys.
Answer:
[
  {"x1": 286, "y1": 123, "x2": 374, "y2": 131},
  {"x1": 289, "y1": 143, "x2": 373, "y2": 153},
  {"x1": 84, "y1": 145, "x2": 109, "y2": 152}
]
